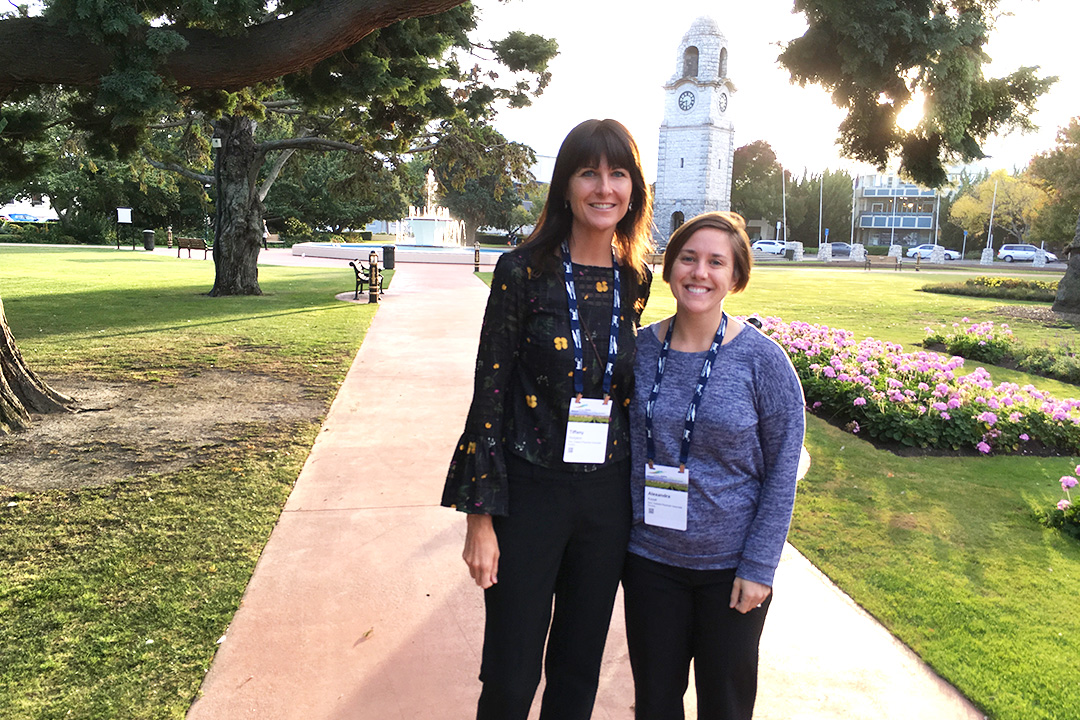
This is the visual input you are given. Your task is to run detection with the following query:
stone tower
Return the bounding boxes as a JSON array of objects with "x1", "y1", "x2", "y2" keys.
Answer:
[{"x1": 653, "y1": 17, "x2": 736, "y2": 246}]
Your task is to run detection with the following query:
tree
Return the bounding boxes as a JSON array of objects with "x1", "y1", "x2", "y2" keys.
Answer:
[
  {"x1": 731, "y1": 140, "x2": 782, "y2": 224},
  {"x1": 779, "y1": 0, "x2": 1056, "y2": 187},
  {"x1": 432, "y1": 120, "x2": 537, "y2": 243},
  {"x1": 949, "y1": 169, "x2": 1048, "y2": 247},
  {"x1": 1026, "y1": 118, "x2": 1080, "y2": 312},
  {"x1": 0, "y1": 0, "x2": 555, "y2": 433}
]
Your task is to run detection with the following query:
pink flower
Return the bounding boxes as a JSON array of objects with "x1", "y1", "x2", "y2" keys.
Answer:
[
  {"x1": 823, "y1": 367, "x2": 836, "y2": 378},
  {"x1": 940, "y1": 412, "x2": 950, "y2": 420},
  {"x1": 853, "y1": 397, "x2": 867, "y2": 406},
  {"x1": 1061, "y1": 476, "x2": 1079, "y2": 490},
  {"x1": 977, "y1": 441, "x2": 991, "y2": 454},
  {"x1": 812, "y1": 401, "x2": 822, "y2": 409},
  {"x1": 1059, "y1": 499, "x2": 1072, "y2": 511},
  {"x1": 1020, "y1": 434, "x2": 1030, "y2": 441}
]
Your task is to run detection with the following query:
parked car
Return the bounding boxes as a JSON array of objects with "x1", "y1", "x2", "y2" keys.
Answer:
[
  {"x1": 827, "y1": 242, "x2": 852, "y2": 257},
  {"x1": 997, "y1": 243, "x2": 1058, "y2": 263},
  {"x1": 752, "y1": 239, "x2": 785, "y2": 255},
  {"x1": 906, "y1": 244, "x2": 960, "y2": 260},
  {"x1": 4, "y1": 213, "x2": 42, "y2": 222}
]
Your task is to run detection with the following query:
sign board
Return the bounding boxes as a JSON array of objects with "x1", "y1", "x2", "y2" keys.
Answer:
[{"x1": 117, "y1": 207, "x2": 132, "y2": 224}]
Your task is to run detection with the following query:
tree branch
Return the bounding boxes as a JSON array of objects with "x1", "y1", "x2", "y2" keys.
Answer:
[
  {"x1": 257, "y1": 136, "x2": 367, "y2": 154},
  {"x1": 145, "y1": 158, "x2": 212, "y2": 186},
  {"x1": 0, "y1": 0, "x2": 468, "y2": 94}
]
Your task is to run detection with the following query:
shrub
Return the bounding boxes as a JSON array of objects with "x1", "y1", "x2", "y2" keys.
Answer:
[
  {"x1": 758, "y1": 316, "x2": 1080, "y2": 455},
  {"x1": 924, "y1": 318, "x2": 1015, "y2": 364},
  {"x1": 921, "y1": 276, "x2": 1058, "y2": 302},
  {"x1": 1035, "y1": 468, "x2": 1080, "y2": 540}
]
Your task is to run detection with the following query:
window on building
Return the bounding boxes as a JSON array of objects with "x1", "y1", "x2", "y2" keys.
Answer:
[
  {"x1": 682, "y1": 47, "x2": 699, "y2": 78},
  {"x1": 719, "y1": 48, "x2": 728, "y2": 78},
  {"x1": 671, "y1": 212, "x2": 685, "y2": 233},
  {"x1": 872, "y1": 202, "x2": 884, "y2": 213},
  {"x1": 680, "y1": 158, "x2": 684, "y2": 168}
]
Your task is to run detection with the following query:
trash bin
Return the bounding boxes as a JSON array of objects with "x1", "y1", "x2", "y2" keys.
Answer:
[
  {"x1": 143, "y1": 229, "x2": 155, "y2": 251},
  {"x1": 784, "y1": 248, "x2": 795, "y2": 261},
  {"x1": 382, "y1": 245, "x2": 395, "y2": 270}
]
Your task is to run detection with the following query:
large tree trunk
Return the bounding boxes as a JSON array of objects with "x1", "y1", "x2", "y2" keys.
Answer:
[
  {"x1": 1052, "y1": 209, "x2": 1080, "y2": 314},
  {"x1": 0, "y1": 296, "x2": 72, "y2": 435},
  {"x1": 209, "y1": 115, "x2": 264, "y2": 297}
]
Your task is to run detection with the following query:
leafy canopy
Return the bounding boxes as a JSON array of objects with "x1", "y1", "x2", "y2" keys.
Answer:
[{"x1": 779, "y1": 0, "x2": 1056, "y2": 186}]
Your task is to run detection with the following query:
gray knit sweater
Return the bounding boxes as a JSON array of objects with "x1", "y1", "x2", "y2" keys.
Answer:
[{"x1": 628, "y1": 320, "x2": 805, "y2": 586}]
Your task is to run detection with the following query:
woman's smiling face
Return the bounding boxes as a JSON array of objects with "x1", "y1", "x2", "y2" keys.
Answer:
[
  {"x1": 566, "y1": 156, "x2": 632, "y2": 238},
  {"x1": 668, "y1": 227, "x2": 739, "y2": 316}
]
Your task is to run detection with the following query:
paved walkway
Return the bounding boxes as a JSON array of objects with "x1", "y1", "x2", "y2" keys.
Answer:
[{"x1": 186, "y1": 262, "x2": 986, "y2": 720}]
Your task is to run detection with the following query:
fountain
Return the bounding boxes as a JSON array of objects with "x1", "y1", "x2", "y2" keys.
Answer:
[{"x1": 399, "y1": 170, "x2": 465, "y2": 247}]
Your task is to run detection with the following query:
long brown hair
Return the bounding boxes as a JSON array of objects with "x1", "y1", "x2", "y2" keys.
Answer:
[{"x1": 522, "y1": 119, "x2": 654, "y2": 290}]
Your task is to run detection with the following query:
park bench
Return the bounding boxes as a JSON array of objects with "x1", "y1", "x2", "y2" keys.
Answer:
[
  {"x1": 350, "y1": 260, "x2": 385, "y2": 300},
  {"x1": 176, "y1": 237, "x2": 211, "y2": 259},
  {"x1": 646, "y1": 252, "x2": 665, "y2": 270},
  {"x1": 864, "y1": 255, "x2": 902, "y2": 271},
  {"x1": 263, "y1": 233, "x2": 285, "y2": 249}
]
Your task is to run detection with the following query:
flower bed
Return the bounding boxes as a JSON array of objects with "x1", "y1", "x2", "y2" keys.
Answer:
[
  {"x1": 924, "y1": 318, "x2": 1080, "y2": 386},
  {"x1": 757, "y1": 316, "x2": 1080, "y2": 455},
  {"x1": 1035, "y1": 468, "x2": 1080, "y2": 539},
  {"x1": 921, "y1": 275, "x2": 1058, "y2": 302}
]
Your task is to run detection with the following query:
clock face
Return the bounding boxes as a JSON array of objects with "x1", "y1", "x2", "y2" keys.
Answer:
[
  {"x1": 718, "y1": 92, "x2": 729, "y2": 112},
  {"x1": 678, "y1": 91, "x2": 696, "y2": 111}
]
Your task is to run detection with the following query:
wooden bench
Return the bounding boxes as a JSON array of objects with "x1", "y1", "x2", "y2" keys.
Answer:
[
  {"x1": 177, "y1": 237, "x2": 211, "y2": 259},
  {"x1": 350, "y1": 260, "x2": 385, "y2": 300},
  {"x1": 646, "y1": 252, "x2": 665, "y2": 270},
  {"x1": 263, "y1": 233, "x2": 285, "y2": 249},
  {"x1": 864, "y1": 254, "x2": 902, "y2": 270}
]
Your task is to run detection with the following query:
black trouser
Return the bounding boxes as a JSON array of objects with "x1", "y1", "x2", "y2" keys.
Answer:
[
  {"x1": 622, "y1": 552, "x2": 772, "y2": 720},
  {"x1": 476, "y1": 456, "x2": 631, "y2": 720}
]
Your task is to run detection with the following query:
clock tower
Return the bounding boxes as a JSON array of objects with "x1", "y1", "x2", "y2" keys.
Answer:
[{"x1": 653, "y1": 17, "x2": 736, "y2": 245}]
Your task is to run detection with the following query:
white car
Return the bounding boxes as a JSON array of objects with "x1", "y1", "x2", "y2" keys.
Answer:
[
  {"x1": 752, "y1": 239, "x2": 785, "y2": 255},
  {"x1": 906, "y1": 244, "x2": 960, "y2": 260},
  {"x1": 997, "y1": 244, "x2": 1058, "y2": 262}
]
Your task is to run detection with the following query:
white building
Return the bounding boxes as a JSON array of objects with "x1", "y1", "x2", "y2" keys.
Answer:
[{"x1": 653, "y1": 17, "x2": 736, "y2": 247}]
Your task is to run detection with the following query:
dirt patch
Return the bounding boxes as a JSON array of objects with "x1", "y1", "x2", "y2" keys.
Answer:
[
  {"x1": 993, "y1": 304, "x2": 1080, "y2": 327},
  {"x1": 0, "y1": 371, "x2": 324, "y2": 492}
]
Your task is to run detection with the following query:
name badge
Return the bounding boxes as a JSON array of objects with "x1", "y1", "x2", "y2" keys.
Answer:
[
  {"x1": 562, "y1": 397, "x2": 612, "y2": 464},
  {"x1": 643, "y1": 463, "x2": 688, "y2": 531}
]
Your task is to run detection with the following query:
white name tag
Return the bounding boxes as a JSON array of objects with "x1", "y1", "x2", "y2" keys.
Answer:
[
  {"x1": 562, "y1": 397, "x2": 612, "y2": 464},
  {"x1": 643, "y1": 463, "x2": 688, "y2": 531}
]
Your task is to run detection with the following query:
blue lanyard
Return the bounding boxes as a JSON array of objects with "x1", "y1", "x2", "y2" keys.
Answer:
[
  {"x1": 645, "y1": 313, "x2": 727, "y2": 471},
  {"x1": 560, "y1": 241, "x2": 621, "y2": 400}
]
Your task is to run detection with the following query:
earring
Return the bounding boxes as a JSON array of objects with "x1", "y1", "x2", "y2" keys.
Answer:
[
  {"x1": 564, "y1": 200, "x2": 570, "y2": 209},
  {"x1": 629, "y1": 201, "x2": 635, "y2": 211}
]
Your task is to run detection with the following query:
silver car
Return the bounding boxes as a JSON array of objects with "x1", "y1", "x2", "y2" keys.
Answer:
[{"x1": 997, "y1": 244, "x2": 1058, "y2": 262}]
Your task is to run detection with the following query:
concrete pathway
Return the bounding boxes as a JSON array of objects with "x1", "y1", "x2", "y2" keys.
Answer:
[{"x1": 186, "y1": 262, "x2": 986, "y2": 720}]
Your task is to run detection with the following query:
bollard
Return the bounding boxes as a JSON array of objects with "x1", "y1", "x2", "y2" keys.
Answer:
[
  {"x1": 474, "y1": 241, "x2": 481, "y2": 272},
  {"x1": 368, "y1": 250, "x2": 380, "y2": 304},
  {"x1": 167, "y1": 225, "x2": 173, "y2": 249},
  {"x1": 915, "y1": 254, "x2": 921, "y2": 271}
]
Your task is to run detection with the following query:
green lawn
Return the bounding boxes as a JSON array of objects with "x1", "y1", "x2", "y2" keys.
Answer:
[
  {"x1": 643, "y1": 265, "x2": 1080, "y2": 720},
  {"x1": 1, "y1": 246, "x2": 381, "y2": 719},
  {"x1": 3, "y1": 255, "x2": 1078, "y2": 719}
]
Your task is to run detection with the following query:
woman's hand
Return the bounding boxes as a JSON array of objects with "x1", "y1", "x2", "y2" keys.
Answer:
[
  {"x1": 730, "y1": 577, "x2": 771, "y2": 614},
  {"x1": 463, "y1": 514, "x2": 500, "y2": 589}
]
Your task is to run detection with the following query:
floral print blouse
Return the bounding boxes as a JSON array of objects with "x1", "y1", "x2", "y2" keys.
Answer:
[{"x1": 442, "y1": 248, "x2": 651, "y2": 516}]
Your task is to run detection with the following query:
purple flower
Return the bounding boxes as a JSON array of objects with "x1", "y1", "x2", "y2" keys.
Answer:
[
  {"x1": 1020, "y1": 434, "x2": 1030, "y2": 441},
  {"x1": 977, "y1": 441, "x2": 991, "y2": 454},
  {"x1": 940, "y1": 412, "x2": 950, "y2": 420},
  {"x1": 1062, "y1": 476, "x2": 1079, "y2": 490},
  {"x1": 1059, "y1": 499, "x2": 1072, "y2": 511},
  {"x1": 853, "y1": 397, "x2": 867, "y2": 406}
]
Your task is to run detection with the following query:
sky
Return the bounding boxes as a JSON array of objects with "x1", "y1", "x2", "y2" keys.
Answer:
[{"x1": 473, "y1": 0, "x2": 1079, "y2": 184}]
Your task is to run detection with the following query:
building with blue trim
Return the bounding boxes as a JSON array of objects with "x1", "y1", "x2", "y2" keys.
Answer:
[{"x1": 852, "y1": 174, "x2": 943, "y2": 247}]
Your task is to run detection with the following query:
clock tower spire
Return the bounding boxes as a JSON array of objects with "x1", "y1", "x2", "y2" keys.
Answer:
[{"x1": 653, "y1": 17, "x2": 736, "y2": 245}]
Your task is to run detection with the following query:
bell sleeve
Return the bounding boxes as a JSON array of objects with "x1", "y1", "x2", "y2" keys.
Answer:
[{"x1": 441, "y1": 253, "x2": 525, "y2": 516}]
